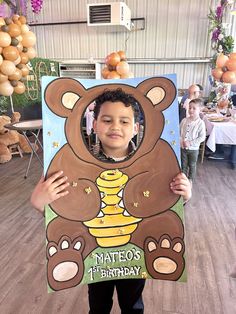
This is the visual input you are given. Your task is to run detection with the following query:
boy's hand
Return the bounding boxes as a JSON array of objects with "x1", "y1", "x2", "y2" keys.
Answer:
[
  {"x1": 170, "y1": 172, "x2": 192, "y2": 202},
  {"x1": 183, "y1": 140, "x2": 190, "y2": 148},
  {"x1": 30, "y1": 171, "x2": 69, "y2": 214}
]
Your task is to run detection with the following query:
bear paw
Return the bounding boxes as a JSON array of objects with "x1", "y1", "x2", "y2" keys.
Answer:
[
  {"x1": 46, "y1": 235, "x2": 85, "y2": 291},
  {"x1": 144, "y1": 234, "x2": 185, "y2": 281}
]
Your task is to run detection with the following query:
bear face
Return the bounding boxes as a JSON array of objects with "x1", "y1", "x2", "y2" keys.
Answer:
[
  {"x1": 44, "y1": 77, "x2": 180, "y2": 221},
  {"x1": 44, "y1": 77, "x2": 176, "y2": 169}
]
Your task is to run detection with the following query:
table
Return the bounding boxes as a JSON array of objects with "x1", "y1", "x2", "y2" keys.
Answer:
[
  {"x1": 6, "y1": 119, "x2": 43, "y2": 178},
  {"x1": 203, "y1": 114, "x2": 236, "y2": 152}
]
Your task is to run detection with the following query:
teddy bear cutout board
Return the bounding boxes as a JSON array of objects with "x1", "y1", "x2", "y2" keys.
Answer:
[{"x1": 42, "y1": 75, "x2": 186, "y2": 292}]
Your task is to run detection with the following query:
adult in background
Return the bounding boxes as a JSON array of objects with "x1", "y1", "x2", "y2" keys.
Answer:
[{"x1": 179, "y1": 84, "x2": 202, "y2": 122}]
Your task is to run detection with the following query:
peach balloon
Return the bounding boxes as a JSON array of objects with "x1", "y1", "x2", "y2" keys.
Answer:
[
  {"x1": 21, "y1": 31, "x2": 36, "y2": 47},
  {"x1": 107, "y1": 52, "x2": 120, "y2": 67},
  {"x1": 13, "y1": 55, "x2": 21, "y2": 65},
  {"x1": 212, "y1": 68, "x2": 223, "y2": 80},
  {"x1": 8, "y1": 68, "x2": 22, "y2": 81},
  {"x1": 116, "y1": 61, "x2": 129, "y2": 75},
  {"x1": 0, "y1": 72, "x2": 8, "y2": 83},
  {"x1": 14, "y1": 81, "x2": 26, "y2": 94},
  {"x1": 0, "y1": 80, "x2": 14, "y2": 96},
  {"x1": 0, "y1": 17, "x2": 5, "y2": 26},
  {"x1": 216, "y1": 54, "x2": 229, "y2": 68},
  {"x1": 19, "y1": 52, "x2": 29, "y2": 64},
  {"x1": 222, "y1": 71, "x2": 236, "y2": 83},
  {"x1": 0, "y1": 31, "x2": 11, "y2": 47},
  {"x1": 21, "y1": 24, "x2": 30, "y2": 34},
  {"x1": 0, "y1": 47, "x2": 2, "y2": 54},
  {"x1": 27, "y1": 47, "x2": 37, "y2": 59},
  {"x1": 225, "y1": 59, "x2": 236, "y2": 71},
  {"x1": 0, "y1": 60, "x2": 16, "y2": 76},
  {"x1": 120, "y1": 73, "x2": 130, "y2": 79},
  {"x1": 117, "y1": 50, "x2": 127, "y2": 61},
  {"x1": 8, "y1": 23, "x2": 21, "y2": 37},
  {"x1": 0, "y1": 54, "x2": 2, "y2": 66},
  {"x1": 21, "y1": 64, "x2": 29, "y2": 77},
  {"x1": 17, "y1": 42, "x2": 23, "y2": 52},
  {"x1": 128, "y1": 72, "x2": 134, "y2": 78},
  {"x1": 2, "y1": 46, "x2": 19, "y2": 61},
  {"x1": 106, "y1": 71, "x2": 120, "y2": 79},
  {"x1": 16, "y1": 35, "x2": 22, "y2": 42}
]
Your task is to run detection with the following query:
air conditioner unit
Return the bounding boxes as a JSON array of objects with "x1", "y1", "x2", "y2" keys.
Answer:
[{"x1": 87, "y1": 2, "x2": 131, "y2": 31}]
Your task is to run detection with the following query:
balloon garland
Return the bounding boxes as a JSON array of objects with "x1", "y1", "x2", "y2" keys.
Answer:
[
  {"x1": 102, "y1": 51, "x2": 134, "y2": 79},
  {"x1": 0, "y1": 15, "x2": 37, "y2": 96}
]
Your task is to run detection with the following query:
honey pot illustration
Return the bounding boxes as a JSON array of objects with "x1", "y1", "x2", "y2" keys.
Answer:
[{"x1": 84, "y1": 169, "x2": 142, "y2": 247}]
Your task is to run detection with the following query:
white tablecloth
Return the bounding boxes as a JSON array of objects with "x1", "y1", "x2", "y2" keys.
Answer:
[{"x1": 204, "y1": 115, "x2": 236, "y2": 152}]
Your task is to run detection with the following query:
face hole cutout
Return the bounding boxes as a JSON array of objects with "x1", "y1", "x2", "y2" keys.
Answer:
[{"x1": 81, "y1": 99, "x2": 145, "y2": 162}]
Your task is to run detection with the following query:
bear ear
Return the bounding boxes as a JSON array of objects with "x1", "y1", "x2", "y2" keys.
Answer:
[
  {"x1": 137, "y1": 77, "x2": 176, "y2": 111},
  {"x1": 44, "y1": 78, "x2": 87, "y2": 117}
]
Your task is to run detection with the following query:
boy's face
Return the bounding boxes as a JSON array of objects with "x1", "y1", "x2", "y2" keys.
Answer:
[
  {"x1": 188, "y1": 103, "x2": 200, "y2": 119},
  {"x1": 93, "y1": 101, "x2": 139, "y2": 158}
]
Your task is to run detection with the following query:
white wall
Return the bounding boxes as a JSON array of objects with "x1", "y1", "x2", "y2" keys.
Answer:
[{"x1": 27, "y1": 0, "x2": 236, "y2": 95}]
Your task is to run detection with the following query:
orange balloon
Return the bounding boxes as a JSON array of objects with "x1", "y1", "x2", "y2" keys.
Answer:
[
  {"x1": 0, "y1": 60, "x2": 16, "y2": 76},
  {"x1": 229, "y1": 52, "x2": 236, "y2": 60},
  {"x1": 19, "y1": 52, "x2": 29, "y2": 64},
  {"x1": 27, "y1": 47, "x2": 37, "y2": 59},
  {"x1": 2, "y1": 46, "x2": 20, "y2": 61},
  {"x1": 14, "y1": 81, "x2": 26, "y2": 94},
  {"x1": 107, "y1": 52, "x2": 121, "y2": 67},
  {"x1": 0, "y1": 47, "x2": 2, "y2": 54},
  {"x1": 120, "y1": 73, "x2": 130, "y2": 79},
  {"x1": 19, "y1": 16, "x2": 27, "y2": 24},
  {"x1": 101, "y1": 66, "x2": 110, "y2": 79},
  {"x1": 12, "y1": 15, "x2": 19, "y2": 22},
  {"x1": 0, "y1": 54, "x2": 2, "y2": 66},
  {"x1": 21, "y1": 31, "x2": 36, "y2": 47},
  {"x1": 8, "y1": 23, "x2": 21, "y2": 37},
  {"x1": 0, "y1": 72, "x2": 8, "y2": 83},
  {"x1": 0, "y1": 80, "x2": 14, "y2": 96},
  {"x1": 216, "y1": 54, "x2": 229, "y2": 68},
  {"x1": 116, "y1": 61, "x2": 129, "y2": 75},
  {"x1": 106, "y1": 71, "x2": 120, "y2": 79},
  {"x1": 212, "y1": 68, "x2": 223, "y2": 80},
  {"x1": 222, "y1": 71, "x2": 236, "y2": 83},
  {"x1": 117, "y1": 50, "x2": 127, "y2": 61},
  {"x1": 21, "y1": 64, "x2": 29, "y2": 77},
  {"x1": 0, "y1": 31, "x2": 11, "y2": 47},
  {"x1": 225, "y1": 59, "x2": 236, "y2": 71},
  {"x1": 8, "y1": 68, "x2": 22, "y2": 81}
]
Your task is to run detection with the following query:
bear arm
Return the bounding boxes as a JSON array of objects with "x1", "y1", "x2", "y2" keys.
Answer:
[
  {"x1": 124, "y1": 140, "x2": 180, "y2": 217},
  {"x1": 47, "y1": 145, "x2": 102, "y2": 222}
]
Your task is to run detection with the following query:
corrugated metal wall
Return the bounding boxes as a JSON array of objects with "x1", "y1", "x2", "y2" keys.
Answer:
[{"x1": 27, "y1": 0, "x2": 236, "y2": 95}]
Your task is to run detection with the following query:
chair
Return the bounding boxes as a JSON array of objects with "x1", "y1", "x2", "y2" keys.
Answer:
[
  {"x1": 8, "y1": 143, "x2": 23, "y2": 158},
  {"x1": 199, "y1": 140, "x2": 206, "y2": 164}
]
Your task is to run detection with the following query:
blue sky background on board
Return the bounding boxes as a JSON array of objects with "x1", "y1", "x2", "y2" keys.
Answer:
[{"x1": 42, "y1": 75, "x2": 180, "y2": 173}]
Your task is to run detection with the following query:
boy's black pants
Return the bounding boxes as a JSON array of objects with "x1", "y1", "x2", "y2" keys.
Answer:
[{"x1": 88, "y1": 279, "x2": 145, "y2": 314}]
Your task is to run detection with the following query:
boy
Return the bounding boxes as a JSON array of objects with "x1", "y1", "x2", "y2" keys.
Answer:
[
  {"x1": 180, "y1": 98, "x2": 206, "y2": 183},
  {"x1": 31, "y1": 88, "x2": 192, "y2": 314}
]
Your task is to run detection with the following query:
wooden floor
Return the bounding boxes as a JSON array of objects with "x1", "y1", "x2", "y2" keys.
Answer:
[{"x1": 0, "y1": 153, "x2": 236, "y2": 314}]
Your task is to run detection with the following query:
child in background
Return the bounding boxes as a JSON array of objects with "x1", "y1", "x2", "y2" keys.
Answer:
[
  {"x1": 180, "y1": 98, "x2": 206, "y2": 183},
  {"x1": 31, "y1": 89, "x2": 192, "y2": 314}
]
